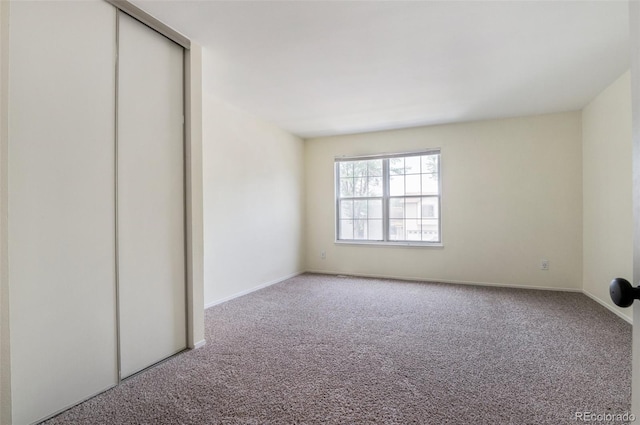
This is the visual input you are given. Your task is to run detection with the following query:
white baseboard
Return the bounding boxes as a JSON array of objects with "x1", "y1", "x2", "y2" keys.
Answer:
[
  {"x1": 191, "y1": 339, "x2": 206, "y2": 349},
  {"x1": 305, "y1": 269, "x2": 582, "y2": 293},
  {"x1": 204, "y1": 271, "x2": 304, "y2": 309},
  {"x1": 307, "y1": 269, "x2": 634, "y2": 324},
  {"x1": 203, "y1": 270, "x2": 632, "y2": 325},
  {"x1": 582, "y1": 288, "x2": 632, "y2": 324}
]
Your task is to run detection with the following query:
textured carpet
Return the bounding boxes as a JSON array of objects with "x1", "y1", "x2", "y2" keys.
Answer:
[{"x1": 44, "y1": 273, "x2": 631, "y2": 424}]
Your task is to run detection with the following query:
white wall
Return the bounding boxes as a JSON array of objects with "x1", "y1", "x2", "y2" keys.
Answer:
[
  {"x1": 582, "y1": 71, "x2": 633, "y2": 323},
  {"x1": 0, "y1": 1, "x2": 10, "y2": 423},
  {"x1": 305, "y1": 112, "x2": 583, "y2": 290},
  {"x1": 202, "y1": 50, "x2": 305, "y2": 306}
]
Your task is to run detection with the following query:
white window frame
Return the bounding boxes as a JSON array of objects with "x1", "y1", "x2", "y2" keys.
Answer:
[{"x1": 335, "y1": 149, "x2": 442, "y2": 247}]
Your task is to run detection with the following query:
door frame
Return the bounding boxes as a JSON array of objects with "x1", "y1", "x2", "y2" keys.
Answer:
[{"x1": 630, "y1": 0, "x2": 640, "y2": 415}]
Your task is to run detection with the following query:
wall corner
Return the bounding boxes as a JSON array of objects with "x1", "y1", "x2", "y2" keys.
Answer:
[
  {"x1": 185, "y1": 42, "x2": 205, "y2": 348},
  {"x1": 0, "y1": 0, "x2": 11, "y2": 423}
]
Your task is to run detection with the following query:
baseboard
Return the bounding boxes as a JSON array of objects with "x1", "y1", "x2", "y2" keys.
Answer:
[
  {"x1": 305, "y1": 269, "x2": 583, "y2": 293},
  {"x1": 204, "y1": 271, "x2": 304, "y2": 309},
  {"x1": 582, "y1": 289, "x2": 632, "y2": 324},
  {"x1": 191, "y1": 339, "x2": 206, "y2": 349},
  {"x1": 202, "y1": 269, "x2": 632, "y2": 324}
]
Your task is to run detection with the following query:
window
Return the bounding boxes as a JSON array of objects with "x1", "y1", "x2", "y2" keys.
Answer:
[{"x1": 335, "y1": 150, "x2": 441, "y2": 244}]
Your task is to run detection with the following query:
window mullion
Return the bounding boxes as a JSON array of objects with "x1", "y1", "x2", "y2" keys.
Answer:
[
  {"x1": 383, "y1": 158, "x2": 390, "y2": 242},
  {"x1": 335, "y1": 163, "x2": 341, "y2": 241}
]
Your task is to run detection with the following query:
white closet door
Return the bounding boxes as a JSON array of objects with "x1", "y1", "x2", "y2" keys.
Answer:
[
  {"x1": 8, "y1": 1, "x2": 118, "y2": 424},
  {"x1": 117, "y1": 12, "x2": 186, "y2": 379}
]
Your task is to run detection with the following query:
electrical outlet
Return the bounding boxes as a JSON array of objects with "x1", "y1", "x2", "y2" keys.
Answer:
[
  {"x1": 540, "y1": 259, "x2": 549, "y2": 271},
  {"x1": 321, "y1": 251, "x2": 326, "y2": 260}
]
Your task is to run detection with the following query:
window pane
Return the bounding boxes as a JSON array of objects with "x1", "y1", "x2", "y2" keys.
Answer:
[
  {"x1": 340, "y1": 220, "x2": 353, "y2": 239},
  {"x1": 390, "y1": 158, "x2": 404, "y2": 175},
  {"x1": 368, "y1": 199, "x2": 382, "y2": 219},
  {"x1": 422, "y1": 173, "x2": 439, "y2": 195},
  {"x1": 353, "y1": 177, "x2": 367, "y2": 197},
  {"x1": 421, "y1": 154, "x2": 439, "y2": 174},
  {"x1": 389, "y1": 219, "x2": 404, "y2": 240},
  {"x1": 340, "y1": 178, "x2": 353, "y2": 197},
  {"x1": 389, "y1": 198, "x2": 404, "y2": 219},
  {"x1": 369, "y1": 219, "x2": 383, "y2": 240},
  {"x1": 405, "y1": 156, "x2": 420, "y2": 174},
  {"x1": 368, "y1": 160, "x2": 382, "y2": 177},
  {"x1": 422, "y1": 218, "x2": 439, "y2": 241},
  {"x1": 337, "y1": 153, "x2": 440, "y2": 244},
  {"x1": 340, "y1": 200, "x2": 354, "y2": 219},
  {"x1": 405, "y1": 197, "x2": 421, "y2": 219},
  {"x1": 367, "y1": 176, "x2": 383, "y2": 196},
  {"x1": 339, "y1": 162, "x2": 354, "y2": 177},
  {"x1": 390, "y1": 175, "x2": 404, "y2": 196},
  {"x1": 405, "y1": 174, "x2": 421, "y2": 195},
  {"x1": 353, "y1": 160, "x2": 368, "y2": 178},
  {"x1": 421, "y1": 197, "x2": 439, "y2": 218},
  {"x1": 354, "y1": 199, "x2": 368, "y2": 219},
  {"x1": 354, "y1": 220, "x2": 367, "y2": 239},
  {"x1": 406, "y1": 219, "x2": 421, "y2": 241}
]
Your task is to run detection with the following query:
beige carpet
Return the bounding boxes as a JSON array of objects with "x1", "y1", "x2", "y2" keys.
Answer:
[{"x1": 44, "y1": 273, "x2": 631, "y2": 424}]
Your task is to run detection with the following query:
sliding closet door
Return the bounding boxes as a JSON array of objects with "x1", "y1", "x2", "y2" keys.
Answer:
[
  {"x1": 8, "y1": 1, "x2": 118, "y2": 424},
  {"x1": 117, "y1": 12, "x2": 186, "y2": 379}
]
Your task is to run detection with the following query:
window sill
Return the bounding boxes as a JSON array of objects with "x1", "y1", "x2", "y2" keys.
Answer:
[{"x1": 334, "y1": 240, "x2": 443, "y2": 248}]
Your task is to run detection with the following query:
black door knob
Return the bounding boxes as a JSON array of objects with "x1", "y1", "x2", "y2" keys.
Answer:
[{"x1": 609, "y1": 278, "x2": 640, "y2": 308}]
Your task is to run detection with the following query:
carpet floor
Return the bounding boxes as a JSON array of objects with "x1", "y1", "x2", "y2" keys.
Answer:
[{"x1": 44, "y1": 273, "x2": 631, "y2": 424}]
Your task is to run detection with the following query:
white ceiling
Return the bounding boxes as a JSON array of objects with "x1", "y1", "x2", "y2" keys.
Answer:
[{"x1": 132, "y1": 0, "x2": 630, "y2": 139}]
